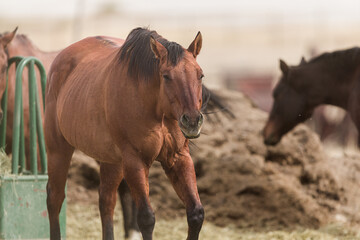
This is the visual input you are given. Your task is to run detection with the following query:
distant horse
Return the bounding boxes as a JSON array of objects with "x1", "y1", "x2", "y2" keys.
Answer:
[
  {"x1": 0, "y1": 27, "x2": 58, "y2": 161},
  {"x1": 263, "y1": 48, "x2": 360, "y2": 146},
  {"x1": 0, "y1": 29, "x2": 16, "y2": 115},
  {"x1": 45, "y1": 28, "x2": 207, "y2": 240}
]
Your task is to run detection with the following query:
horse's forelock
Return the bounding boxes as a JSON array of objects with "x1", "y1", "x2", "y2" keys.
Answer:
[{"x1": 118, "y1": 28, "x2": 184, "y2": 82}]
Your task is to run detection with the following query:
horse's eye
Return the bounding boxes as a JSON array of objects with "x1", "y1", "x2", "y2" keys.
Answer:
[{"x1": 163, "y1": 75, "x2": 171, "y2": 81}]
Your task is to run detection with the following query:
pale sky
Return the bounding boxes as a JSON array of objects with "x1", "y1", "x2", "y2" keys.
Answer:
[{"x1": 1, "y1": 0, "x2": 360, "y2": 25}]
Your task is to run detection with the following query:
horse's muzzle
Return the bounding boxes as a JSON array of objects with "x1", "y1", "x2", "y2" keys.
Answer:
[
  {"x1": 263, "y1": 134, "x2": 281, "y2": 146},
  {"x1": 263, "y1": 126, "x2": 281, "y2": 146},
  {"x1": 179, "y1": 112, "x2": 204, "y2": 139}
]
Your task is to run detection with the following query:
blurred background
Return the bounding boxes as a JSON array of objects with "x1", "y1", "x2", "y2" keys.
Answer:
[
  {"x1": 2, "y1": 0, "x2": 360, "y2": 91},
  {"x1": 2, "y1": 1, "x2": 360, "y2": 239},
  {"x1": 3, "y1": 0, "x2": 359, "y2": 147},
  {"x1": 2, "y1": 0, "x2": 360, "y2": 119}
]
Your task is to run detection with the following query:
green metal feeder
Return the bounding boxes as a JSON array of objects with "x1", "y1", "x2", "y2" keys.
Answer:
[{"x1": 0, "y1": 57, "x2": 66, "y2": 239}]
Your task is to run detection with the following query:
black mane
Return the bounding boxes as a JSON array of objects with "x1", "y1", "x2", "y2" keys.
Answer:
[{"x1": 118, "y1": 27, "x2": 184, "y2": 82}]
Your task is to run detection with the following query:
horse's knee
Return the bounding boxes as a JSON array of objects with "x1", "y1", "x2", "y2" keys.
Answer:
[
  {"x1": 187, "y1": 204, "x2": 204, "y2": 228},
  {"x1": 137, "y1": 206, "x2": 155, "y2": 233},
  {"x1": 99, "y1": 189, "x2": 116, "y2": 213}
]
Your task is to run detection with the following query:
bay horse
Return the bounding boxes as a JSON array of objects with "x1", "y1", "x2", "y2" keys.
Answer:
[
  {"x1": 45, "y1": 28, "x2": 206, "y2": 240},
  {"x1": 263, "y1": 47, "x2": 360, "y2": 146},
  {"x1": 0, "y1": 27, "x2": 142, "y2": 238}
]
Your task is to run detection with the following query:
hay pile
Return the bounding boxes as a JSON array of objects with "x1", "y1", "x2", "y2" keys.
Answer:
[{"x1": 0, "y1": 150, "x2": 11, "y2": 175}]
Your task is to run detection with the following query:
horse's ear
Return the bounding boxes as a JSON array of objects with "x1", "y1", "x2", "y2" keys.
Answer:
[
  {"x1": 279, "y1": 59, "x2": 289, "y2": 75},
  {"x1": 300, "y1": 56, "x2": 306, "y2": 65},
  {"x1": 1, "y1": 27, "x2": 18, "y2": 48},
  {"x1": 187, "y1": 31, "x2": 202, "y2": 58},
  {"x1": 150, "y1": 36, "x2": 167, "y2": 62}
]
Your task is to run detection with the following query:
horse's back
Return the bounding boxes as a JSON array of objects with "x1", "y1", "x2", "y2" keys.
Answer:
[
  {"x1": 46, "y1": 36, "x2": 124, "y2": 162},
  {"x1": 47, "y1": 36, "x2": 123, "y2": 99}
]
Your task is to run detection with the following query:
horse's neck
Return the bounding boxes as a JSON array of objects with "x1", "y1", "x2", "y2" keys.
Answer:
[
  {"x1": 315, "y1": 61, "x2": 359, "y2": 109},
  {"x1": 8, "y1": 37, "x2": 59, "y2": 72},
  {"x1": 107, "y1": 66, "x2": 161, "y2": 118},
  {"x1": 9, "y1": 37, "x2": 56, "y2": 58},
  {"x1": 139, "y1": 80, "x2": 164, "y2": 120}
]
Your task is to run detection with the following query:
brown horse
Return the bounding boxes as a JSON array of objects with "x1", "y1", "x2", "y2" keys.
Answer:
[
  {"x1": 2, "y1": 28, "x2": 229, "y2": 239},
  {"x1": 0, "y1": 28, "x2": 143, "y2": 238},
  {"x1": 263, "y1": 47, "x2": 360, "y2": 146},
  {"x1": 45, "y1": 28, "x2": 206, "y2": 240}
]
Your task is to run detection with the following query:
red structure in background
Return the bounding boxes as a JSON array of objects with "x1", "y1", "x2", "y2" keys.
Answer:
[{"x1": 224, "y1": 73, "x2": 274, "y2": 112}]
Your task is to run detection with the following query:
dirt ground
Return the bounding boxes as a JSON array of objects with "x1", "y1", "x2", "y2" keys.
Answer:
[
  {"x1": 66, "y1": 89, "x2": 360, "y2": 239},
  {"x1": 66, "y1": 202, "x2": 358, "y2": 240}
]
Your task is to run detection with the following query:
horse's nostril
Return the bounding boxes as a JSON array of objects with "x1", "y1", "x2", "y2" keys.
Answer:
[
  {"x1": 181, "y1": 113, "x2": 203, "y2": 128},
  {"x1": 197, "y1": 113, "x2": 204, "y2": 126},
  {"x1": 181, "y1": 114, "x2": 190, "y2": 125},
  {"x1": 185, "y1": 115, "x2": 190, "y2": 122}
]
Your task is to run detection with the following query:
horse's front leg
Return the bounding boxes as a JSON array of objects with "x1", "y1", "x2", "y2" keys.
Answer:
[
  {"x1": 162, "y1": 152, "x2": 204, "y2": 240},
  {"x1": 99, "y1": 162, "x2": 123, "y2": 240},
  {"x1": 123, "y1": 150, "x2": 155, "y2": 240}
]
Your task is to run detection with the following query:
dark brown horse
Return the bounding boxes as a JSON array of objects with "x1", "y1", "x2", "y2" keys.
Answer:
[
  {"x1": 263, "y1": 47, "x2": 360, "y2": 145},
  {"x1": 45, "y1": 28, "x2": 206, "y2": 240}
]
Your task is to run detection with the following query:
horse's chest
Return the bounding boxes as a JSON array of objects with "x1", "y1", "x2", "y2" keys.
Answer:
[
  {"x1": 127, "y1": 126, "x2": 184, "y2": 168},
  {"x1": 156, "y1": 129, "x2": 185, "y2": 168}
]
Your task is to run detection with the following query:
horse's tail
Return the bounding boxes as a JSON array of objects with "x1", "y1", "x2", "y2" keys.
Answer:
[{"x1": 201, "y1": 85, "x2": 235, "y2": 122}]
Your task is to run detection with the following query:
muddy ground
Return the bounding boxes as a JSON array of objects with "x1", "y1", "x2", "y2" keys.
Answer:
[{"x1": 67, "y1": 89, "x2": 360, "y2": 238}]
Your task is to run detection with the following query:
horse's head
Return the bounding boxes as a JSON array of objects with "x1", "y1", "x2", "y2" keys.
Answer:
[
  {"x1": 0, "y1": 27, "x2": 17, "y2": 120},
  {"x1": 263, "y1": 59, "x2": 314, "y2": 145},
  {"x1": 150, "y1": 32, "x2": 204, "y2": 139}
]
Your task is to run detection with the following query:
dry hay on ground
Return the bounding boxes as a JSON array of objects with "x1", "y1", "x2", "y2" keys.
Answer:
[
  {"x1": 0, "y1": 150, "x2": 11, "y2": 175},
  {"x1": 190, "y1": 90, "x2": 360, "y2": 229},
  {"x1": 66, "y1": 202, "x2": 359, "y2": 240}
]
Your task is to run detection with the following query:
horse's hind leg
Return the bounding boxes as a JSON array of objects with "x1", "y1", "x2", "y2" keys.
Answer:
[
  {"x1": 45, "y1": 106, "x2": 74, "y2": 240},
  {"x1": 99, "y1": 162, "x2": 123, "y2": 240},
  {"x1": 118, "y1": 179, "x2": 140, "y2": 239},
  {"x1": 122, "y1": 150, "x2": 155, "y2": 240}
]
